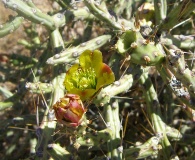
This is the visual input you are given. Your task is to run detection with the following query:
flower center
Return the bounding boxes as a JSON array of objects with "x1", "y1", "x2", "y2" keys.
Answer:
[{"x1": 73, "y1": 67, "x2": 97, "y2": 90}]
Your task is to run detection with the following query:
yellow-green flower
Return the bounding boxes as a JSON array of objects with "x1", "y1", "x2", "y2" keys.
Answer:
[{"x1": 64, "y1": 50, "x2": 115, "y2": 101}]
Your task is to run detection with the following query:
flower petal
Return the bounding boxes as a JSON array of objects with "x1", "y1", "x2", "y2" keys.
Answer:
[
  {"x1": 66, "y1": 88, "x2": 97, "y2": 101},
  {"x1": 96, "y1": 63, "x2": 115, "y2": 89},
  {"x1": 79, "y1": 50, "x2": 102, "y2": 73},
  {"x1": 64, "y1": 64, "x2": 80, "y2": 91}
]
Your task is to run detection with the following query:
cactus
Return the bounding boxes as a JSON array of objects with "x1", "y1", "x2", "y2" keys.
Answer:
[
  {"x1": 0, "y1": 16, "x2": 24, "y2": 38},
  {"x1": 0, "y1": 0, "x2": 195, "y2": 159},
  {"x1": 116, "y1": 30, "x2": 165, "y2": 65}
]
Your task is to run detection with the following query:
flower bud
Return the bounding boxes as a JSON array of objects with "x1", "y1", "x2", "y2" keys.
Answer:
[{"x1": 53, "y1": 94, "x2": 85, "y2": 127}]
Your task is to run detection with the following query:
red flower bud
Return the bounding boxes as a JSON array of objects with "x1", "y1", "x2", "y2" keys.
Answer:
[{"x1": 53, "y1": 94, "x2": 85, "y2": 127}]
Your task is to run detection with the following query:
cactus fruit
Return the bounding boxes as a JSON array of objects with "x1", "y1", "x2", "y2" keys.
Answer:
[{"x1": 53, "y1": 94, "x2": 85, "y2": 127}]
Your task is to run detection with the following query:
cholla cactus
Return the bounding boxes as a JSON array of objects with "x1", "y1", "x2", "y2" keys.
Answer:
[{"x1": 0, "y1": 0, "x2": 195, "y2": 160}]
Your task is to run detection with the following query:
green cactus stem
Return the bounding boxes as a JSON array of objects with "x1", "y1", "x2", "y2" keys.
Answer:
[
  {"x1": 84, "y1": 0, "x2": 123, "y2": 31},
  {"x1": 50, "y1": 29, "x2": 65, "y2": 51},
  {"x1": 154, "y1": 0, "x2": 167, "y2": 25},
  {"x1": 0, "y1": 101, "x2": 15, "y2": 111},
  {"x1": 25, "y1": 82, "x2": 53, "y2": 94},
  {"x1": 18, "y1": 39, "x2": 42, "y2": 49},
  {"x1": 35, "y1": 72, "x2": 65, "y2": 159},
  {"x1": 46, "y1": 35, "x2": 112, "y2": 65},
  {"x1": 116, "y1": 30, "x2": 165, "y2": 66},
  {"x1": 161, "y1": 34, "x2": 195, "y2": 50},
  {"x1": 76, "y1": 128, "x2": 113, "y2": 148},
  {"x1": 0, "y1": 114, "x2": 43, "y2": 129},
  {"x1": 0, "y1": 82, "x2": 27, "y2": 111},
  {"x1": 67, "y1": 7, "x2": 94, "y2": 22},
  {"x1": 8, "y1": 53, "x2": 38, "y2": 70},
  {"x1": 25, "y1": 0, "x2": 42, "y2": 12},
  {"x1": 2, "y1": 0, "x2": 56, "y2": 30},
  {"x1": 46, "y1": 143, "x2": 71, "y2": 160},
  {"x1": 0, "y1": 86, "x2": 13, "y2": 98},
  {"x1": 157, "y1": 64, "x2": 195, "y2": 110},
  {"x1": 84, "y1": 0, "x2": 134, "y2": 30},
  {"x1": 0, "y1": 16, "x2": 24, "y2": 38},
  {"x1": 103, "y1": 100, "x2": 122, "y2": 159},
  {"x1": 1, "y1": 0, "x2": 95, "y2": 30},
  {"x1": 111, "y1": 0, "x2": 133, "y2": 19},
  {"x1": 93, "y1": 65, "x2": 143, "y2": 106},
  {"x1": 139, "y1": 68, "x2": 178, "y2": 159},
  {"x1": 123, "y1": 136, "x2": 160, "y2": 159},
  {"x1": 165, "y1": 125, "x2": 183, "y2": 141},
  {"x1": 165, "y1": 48, "x2": 195, "y2": 99},
  {"x1": 54, "y1": 0, "x2": 69, "y2": 9},
  {"x1": 158, "y1": 0, "x2": 195, "y2": 32}
]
